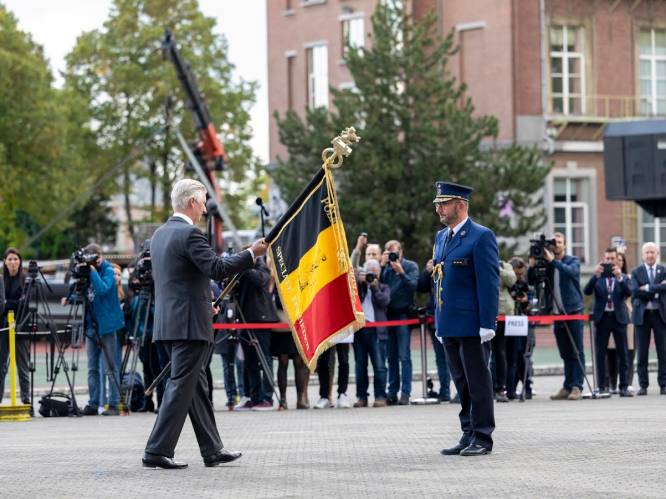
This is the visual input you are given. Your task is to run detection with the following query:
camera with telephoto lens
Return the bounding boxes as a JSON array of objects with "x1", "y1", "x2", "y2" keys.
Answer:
[
  {"x1": 388, "y1": 252, "x2": 399, "y2": 263},
  {"x1": 529, "y1": 234, "x2": 556, "y2": 283},
  {"x1": 27, "y1": 260, "x2": 40, "y2": 279},
  {"x1": 365, "y1": 272, "x2": 376, "y2": 284},
  {"x1": 509, "y1": 280, "x2": 529, "y2": 300}
]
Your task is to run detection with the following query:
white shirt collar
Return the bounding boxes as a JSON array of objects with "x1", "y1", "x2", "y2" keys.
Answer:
[
  {"x1": 449, "y1": 217, "x2": 469, "y2": 237},
  {"x1": 173, "y1": 212, "x2": 194, "y2": 225}
]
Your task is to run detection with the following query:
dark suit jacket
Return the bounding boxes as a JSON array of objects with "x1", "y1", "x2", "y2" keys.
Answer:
[
  {"x1": 433, "y1": 218, "x2": 500, "y2": 338},
  {"x1": 630, "y1": 264, "x2": 666, "y2": 325},
  {"x1": 151, "y1": 216, "x2": 254, "y2": 343},
  {"x1": 583, "y1": 274, "x2": 631, "y2": 324}
]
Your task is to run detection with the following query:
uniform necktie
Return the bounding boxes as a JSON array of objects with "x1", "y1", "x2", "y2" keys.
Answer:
[{"x1": 649, "y1": 266, "x2": 655, "y2": 285}]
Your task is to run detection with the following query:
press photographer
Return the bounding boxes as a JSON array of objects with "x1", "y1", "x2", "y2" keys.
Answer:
[
  {"x1": 528, "y1": 233, "x2": 585, "y2": 401},
  {"x1": 506, "y1": 257, "x2": 534, "y2": 399},
  {"x1": 65, "y1": 243, "x2": 125, "y2": 416}
]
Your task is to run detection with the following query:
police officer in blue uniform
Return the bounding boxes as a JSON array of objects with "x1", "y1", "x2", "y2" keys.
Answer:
[{"x1": 431, "y1": 182, "x2": 499, "y2": 457}]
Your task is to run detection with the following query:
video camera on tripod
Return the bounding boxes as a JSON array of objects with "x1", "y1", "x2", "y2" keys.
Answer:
[
  {"x1": 68, "y1": 248, "x2": 99, "y2": 294},
  {"x1": 129, "y1": 242, "x2": 153, "y2": 293},
  {"x1": 529, "y1": 234, "x2": 556, "y2": 284}
]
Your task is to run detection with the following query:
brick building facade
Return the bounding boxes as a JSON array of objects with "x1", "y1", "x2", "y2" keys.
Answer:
[{"x1": 266, "y1": 0, "x2": 666, "y2": 269}]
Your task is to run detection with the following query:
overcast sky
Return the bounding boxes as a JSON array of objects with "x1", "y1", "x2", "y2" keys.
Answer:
[{"x1": 3, "y1": 0, "x2": 269, "y2": 163}]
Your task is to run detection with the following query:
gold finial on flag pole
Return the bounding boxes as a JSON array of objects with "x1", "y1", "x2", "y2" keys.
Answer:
[{"x1": 322, "y1": 127, "x2": 361, "y2": 169}]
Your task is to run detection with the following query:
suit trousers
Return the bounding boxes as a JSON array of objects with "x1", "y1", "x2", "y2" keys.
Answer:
[
  {"x1": 635, "y1": 310, "x2": 666, "y2": 389},
  {"x1": 145, "y1": 340, "x2": 222, "y2": 458},
  {"x1": 443, "y1": 337, "x2": 495, "y2": 449},
  {"x1": 594, "y1": 313, "x2": 629, "y2": 391}
]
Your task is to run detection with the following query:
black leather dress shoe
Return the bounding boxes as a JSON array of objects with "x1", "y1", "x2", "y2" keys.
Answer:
[
  {"x1": 637, "y1": 387, "x2": 648, "y2": 396},
  {"x1": 440, "y1": 443, "x2": 468, "y2": 456},
  {"x1": 203, "y1": 448, "x2": 242, "y2": 467},
  {"x1": 142, "y1": 453, "x2": 188, "y2": 469},
  {"x1": 460, "y1": 444, "x2": 491, "y2": 456},
  {"x1": 661, "y1": 387, "x2": 666, "y2": 395},
  {"x1": 619, "y1": 389, "x2": 634, "y2": 397}
]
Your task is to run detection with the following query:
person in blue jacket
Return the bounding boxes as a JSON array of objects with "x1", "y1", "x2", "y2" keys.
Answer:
[{"x1": 432, "y1": 182, "x2": 499, "y2": 457}]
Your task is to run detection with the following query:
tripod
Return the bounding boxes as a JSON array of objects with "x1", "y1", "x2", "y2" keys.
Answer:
[
  {"x1": 119, "y1": 287, "x2": 153, "y2": 412},
  {"x1": 16, "y1": 268, "x2": 57, "y2": 413}
]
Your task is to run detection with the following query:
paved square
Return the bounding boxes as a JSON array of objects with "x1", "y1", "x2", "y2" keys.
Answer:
[{"x1": 1, "y1": 375, "x2": 665, "y2": 498}]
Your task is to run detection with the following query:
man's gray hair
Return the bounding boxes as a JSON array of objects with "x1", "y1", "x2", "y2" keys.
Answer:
[
  {"x1": 171, "y1": 179, "x2": 206, "y2": 211},
  {"x1": 364, "y1": 259, "x2": 381, "y2": 273}
]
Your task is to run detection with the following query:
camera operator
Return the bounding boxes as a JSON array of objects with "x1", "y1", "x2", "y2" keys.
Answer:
[
  {"x1": 0, "y1": 248, "x2": 30, "y2": 405},
  {"x1": 528, "y1": 232, "x2": 585, "y2": 401},
  {"x1": 492, "y1": 260, "x2": 516, "y2": 402},
  {"x1": 416, "y1": 258, "x2": 451, "y2": 402},
  {"x1": 353, "y1": 259, "x2": 390, "y2": 407},
  {"x1": 506, "y1": 257, "x2": 534, "y2": 399},
  {"x1": 583, "y1": 247, "x2": 633, "y2": 397},
  {"x1": 235, "y1": 254, "x2": 278, "y2": 411},
  {"x1": 381, "y1": 240, "x2": 419, "y2": 405},
  {"x1": 73, "y1": 243, "x2": 125, "y2": 416}
]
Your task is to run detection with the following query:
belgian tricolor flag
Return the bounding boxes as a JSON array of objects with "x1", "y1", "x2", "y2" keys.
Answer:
[{"x1": 267, "y1": 167, "x2": 365, "y2": 370}]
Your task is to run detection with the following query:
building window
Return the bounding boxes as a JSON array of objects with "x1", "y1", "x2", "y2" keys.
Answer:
[
  {"x1": 550, "y1": 25, "x2": 586, "y2": 115},
  {"x1": 287, "y1": 55, "x2": 295, "y2": 110},
  {"x1": 639, "y1": 209, "x2": 666, "y2": 256},
  {"x1": 639, "y1": 29, "x2": 666, "y2": 116},
  {"x1": 306, "y1": 44, "x2": 328, "y2": 109},
  {"x1": 552, "y1": 177, "x2": 590, "y2": 263},
  {"x1": 341, "y1": 16, "x2": 364, "y2": 56}
]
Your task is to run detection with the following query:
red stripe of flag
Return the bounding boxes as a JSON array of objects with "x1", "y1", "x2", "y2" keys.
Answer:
[{"x1": 293, "y1": 273, "x2": 355, "y2": 360}]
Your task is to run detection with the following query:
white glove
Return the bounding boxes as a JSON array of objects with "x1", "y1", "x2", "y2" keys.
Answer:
[{"x1": 479, "y1": 328, "x2": 495, "y2": 344}]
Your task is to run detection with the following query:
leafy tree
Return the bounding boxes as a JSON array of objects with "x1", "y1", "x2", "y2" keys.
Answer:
[
  {"x1": 273, "y1": 1, "x2": 549, "y2": 264},
  {"x1": 0, "y1": 4, "x2": 103, "y2": 256},
  {"x1": 63, "y1": 0, "x2": 261, "y2": 242}
]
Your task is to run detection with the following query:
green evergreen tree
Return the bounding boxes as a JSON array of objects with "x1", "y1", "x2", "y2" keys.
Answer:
[{"x1": 273, "y1": 1, "x2": 549, "y2": 264}]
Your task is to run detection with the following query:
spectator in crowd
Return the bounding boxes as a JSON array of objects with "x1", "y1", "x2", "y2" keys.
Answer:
[
  {"x1": 493, "y1": 260, "x2": 516, "y2": 402},
  {"x1": 0, "y1": 248, "x2": 30, "y2": 405},
  {"x1": 235, "y1": 255, "x2": 277, "y2": 411},
  {"x1": 271, "y1": 283, "x2": 310, "y2": 410},
  {"x1": 583, "y1": 247, "x2": 633, "y2": 397},
  {"x1": 77, "y1": 243, "x2": 126, "y2": 416},
  {"x1": 350, "y1": 233, "x2": 381, "y2": 270},
  {"x1": 381, "y1": 240, "x2": 419, "y2": 405},
  {"x1": 630, "y1": 242, "x2": 666, "y2": 395},
  {"x1": 529, "y1": 233, "x2": 585, "y2": 401},
  {"x1": 314, "y1": 332, "x2": 353, "y2": 409},
  {"x1": 506, "y1": 257, "x2": 534, "y2": 399},
  {"x1": 607, "y1": 250, "x2": 635, "y2": 391},
  {"x1": 353, "y1": 259, "x2": 390, "y2": 408},
  {"x1": 417, "y1": 257, "x2": 451, "y2": 402}
]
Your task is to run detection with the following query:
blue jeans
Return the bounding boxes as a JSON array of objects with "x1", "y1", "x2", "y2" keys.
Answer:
[
  {"x1": 386, "y1": 314, "x2": 412, "y2": 397},
  {"x1": 554, "y1": 320, "x2": 585, "y2": 390},
  {"x1": 428, "y1": 325, "x2": 450, "y2": 397},
  {"x1": 240, "y1": 330, "x2": 273, "y2": 404},
  {"x1": 220, "y1": 344, "x2": 243, "y2": 405},
  {"x1": 86, "y1": 331, "x2": 120, "y2": 408},
  {"x1": 353, "y1": 328, "x2": 386, "y2": 400}
]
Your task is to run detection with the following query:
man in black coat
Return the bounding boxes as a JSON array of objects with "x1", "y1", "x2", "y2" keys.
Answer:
[
  {"x1": 143, "y1": 179, "x2": 267, "y2": 469},
  {"x1": 583, "y1": 247, "x2": 633, "y2": 396},
  {"x1": 630, "y1": 242, "x2": 666, "y2": 395}
]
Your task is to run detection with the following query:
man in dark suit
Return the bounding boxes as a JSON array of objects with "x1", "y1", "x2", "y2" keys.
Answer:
[
  {"x1": 630, "y1": 242, "x2": 666, "y2": 395},
  {"x1": 432, "y1": 182, "x2": 499, "y2": 457},
  {"x1": 143, "y1": 179, "x2": 267, "y2": 469},
  {"x1": 583, "y1": 247, "x2": 633, "y2": 396}
]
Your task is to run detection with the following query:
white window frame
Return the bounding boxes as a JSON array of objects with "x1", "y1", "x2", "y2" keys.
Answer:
[
  {"x1": 639, "y1": 28, "x2": 666, "y2": 116},
  {"x1": 550, "y1": 25, "x2": 586, "y2": 115},
  {"x1": 340, "y1": 13, "x2": 365, "y2": 57},
  {"x1": 546, "y1": 168, "x2": 597, "y2": 266},
  {"x1": 305, "y1": 42, "x2": 329, "y2": 109},
  {"x1": 638, "y1": 208, "x2": 666, "y2": 257}
]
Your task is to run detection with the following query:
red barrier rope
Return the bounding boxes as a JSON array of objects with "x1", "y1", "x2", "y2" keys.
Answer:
[{"x1": 212, "y1": 314, "x2": 591, "y2": 331}]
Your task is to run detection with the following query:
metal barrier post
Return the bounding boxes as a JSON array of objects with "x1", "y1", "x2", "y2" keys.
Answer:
[
  {"x1": 411, "y1": 311, "x2": 438, "y2": 405},
  {"x1": 0, "y1": 311, "x2": 32, "y2": 421}
]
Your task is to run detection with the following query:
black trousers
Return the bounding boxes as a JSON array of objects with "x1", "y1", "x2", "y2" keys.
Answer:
[
  {"x1": 491, "y1": 321, "x2": 507, "y2": 392},
  {"x1": 443, "y1": 337, "x2": 495, "y2": 449},
  {"x1": 145, "y1": 341, "x2": 221, "y2": 458},
  {"x1": 0, "y1": 334, "x2": 31, "y2": 404},
  {"x1": 594, "y1": 313, "x2": 629, "y2": 390},
  {"x1": 317, "y1": 344, "x2": 349, "y2": 399},
  {"x1": 635, "y1": 310, "x2": 666, "y2": 389}
]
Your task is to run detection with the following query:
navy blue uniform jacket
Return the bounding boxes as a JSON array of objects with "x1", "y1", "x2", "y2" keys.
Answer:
[{"x1": 433, "y1": 218, "x2": 499, "y2": 338}]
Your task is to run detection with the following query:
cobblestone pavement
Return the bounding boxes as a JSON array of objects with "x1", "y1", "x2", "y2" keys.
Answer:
[{"x1": 1, "y1": 374, "x2": 665, "y2": 498}]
